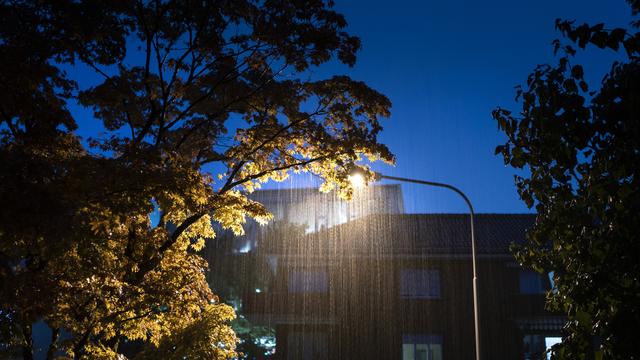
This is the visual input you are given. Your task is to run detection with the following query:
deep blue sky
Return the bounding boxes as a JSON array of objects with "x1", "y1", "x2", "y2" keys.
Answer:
[
  {"x1": 308, "y1": 0, "x2": 633, "y2": 213},
  {"x1": 70, "y1": 0, "x2": 634, "y2": 214}
]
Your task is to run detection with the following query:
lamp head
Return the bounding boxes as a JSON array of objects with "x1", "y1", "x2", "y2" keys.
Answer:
[
  {"x1": 347, "y1": 166, "x2": 381, "y2": 188},
  {"x1": 348, "y1": 172, "x2": 366, "y2": 188}
]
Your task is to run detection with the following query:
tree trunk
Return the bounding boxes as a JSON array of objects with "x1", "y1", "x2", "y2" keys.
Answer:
[
  {"x1": 46, "y1": 328, "x2": 60, "y2": 360},
  {"x1": 21, "y1": 323, "x2": 33, "y2": 360},
  {"x1": 73, "y1": 329, "x2": 91, "y2": 360}
]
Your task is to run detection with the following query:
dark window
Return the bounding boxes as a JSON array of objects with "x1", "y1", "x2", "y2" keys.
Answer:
[
  {"x1": 402, "y1": 334, "x2": 443, "y2": 360},
  {"x1": 288, "y1": 270, "x2": 328, "y2": 293},
  {"x1": 519, "y1": 270, "x2": 546, "y2": 294},
  {"x1": 400, "y1": 269, "x2": 441, "y2": 299},
  {"x1": 287, "y1": 331, "x2": 328, "y2": 360}
]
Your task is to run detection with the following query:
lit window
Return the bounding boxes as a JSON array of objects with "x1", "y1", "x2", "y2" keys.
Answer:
[
  {"x1": 288, "y1": 270, "x2": 328, "y2": 293},
  {"x1": 548, "y1": 271, "x2": 557, "y2": 293},
  {"x1": 402, "y1": 335, "x2": 443, "y2": 360},
  {"x1": 519, "y1": 270, "x2": 546, "y2": 294},
  {"x1": 523, "y1": 334, "x2": 561, "y2": 360},
  {"x1": 545, "y1": 337, "x2": 561, "y2": 360},
  {"x1": 287, "y1": 331, "x2": 328, "y2": 360},
  {"x1": 400, "y1": 269, "x2": 441, "y2": 299},
  {"x1": 316, "y1": 215, "x2": 327, "y2": 232},
  {"x1": 337, "y1": 202, "x2": 348, "y2": 224}
]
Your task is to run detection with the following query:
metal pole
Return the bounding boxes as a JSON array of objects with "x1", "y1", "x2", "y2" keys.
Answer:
[{"x1": 376, "y1": 173, "x2": 480, "y2": 360}]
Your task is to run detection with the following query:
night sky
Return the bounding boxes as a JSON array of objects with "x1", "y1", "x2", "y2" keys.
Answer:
[
  {"x1": 70, "y1": 0, "x2": 634, "y2": 214},
  {"x1": 317, "y1": 0, "x2": 633, "y2": 213}
]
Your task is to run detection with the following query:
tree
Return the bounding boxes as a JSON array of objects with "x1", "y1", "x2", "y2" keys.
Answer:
[
  {"x1": 493, "y1": 1, "x2": 640, "y2": 358},
  {"x1": 0, "y1": 1, "x2": 393, "y2": 359}
]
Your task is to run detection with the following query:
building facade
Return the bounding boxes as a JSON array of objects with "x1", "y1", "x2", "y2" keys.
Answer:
[{"x1": 243, "y1": 213, "x2": 563, "y2": 360}]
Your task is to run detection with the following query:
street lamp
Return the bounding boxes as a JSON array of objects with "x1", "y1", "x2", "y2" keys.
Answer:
[{"x1": 350, "y1": 170, "x2": 480, "y2": 360}]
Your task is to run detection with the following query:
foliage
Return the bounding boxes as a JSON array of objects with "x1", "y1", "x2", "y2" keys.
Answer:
[
  {"x1": 494, "y1": 1, "x2": 640, "y2": 358},
  {"x1": 0, "y1": 1, "x2": 392, "y2": 359},
  {"x1": 135, "y1": 304, "x2": 237, "y2": 360}
]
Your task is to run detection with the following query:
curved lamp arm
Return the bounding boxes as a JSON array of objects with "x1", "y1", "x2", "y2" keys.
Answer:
[{"x1": 373, "y1": 172, "x2": 480, "y2": 360}]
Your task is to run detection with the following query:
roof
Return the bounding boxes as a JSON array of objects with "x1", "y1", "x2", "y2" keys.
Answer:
[
  {"x1": 515, "y1": 316, "x2": 566, "y2": 332},
  {"x1": 260, "y1": 213, "x2": 536, "y2": 256}
]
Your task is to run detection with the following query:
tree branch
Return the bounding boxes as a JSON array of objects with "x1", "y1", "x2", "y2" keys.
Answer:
[
  {"x1": 171, "y1": 61, "x2": 286, "y2": 153},
  {"x1": 82, "y1": 59, "x2": 111, "y2": 81},
  {"x1": 134, "y1": 0, "x2": 159, "y2": 144},
  {"x1": 73, "y1": 326, "x2": 93, "y2": 360},
  {"x1": 218, "y1": 160, "x2": 247, "y2": 194},
  {"x1": 163, "y1": 45, "x2": 272, "y2": 133},
  {"x1": 21, "y1": 320, "x2": 33, "y2": 360}
]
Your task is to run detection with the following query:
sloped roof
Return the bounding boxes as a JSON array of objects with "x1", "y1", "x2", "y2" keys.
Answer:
[{"x1": 261, "y1": 213, "x2": 536, "y2": 256}]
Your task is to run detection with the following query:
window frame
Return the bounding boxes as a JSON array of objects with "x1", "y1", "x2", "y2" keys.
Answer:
[{"x1": 402, "y1": 334, "x2": 443, "y2": 360}]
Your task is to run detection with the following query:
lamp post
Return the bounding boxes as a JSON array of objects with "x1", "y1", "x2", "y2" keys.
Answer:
[{"x1": 349, "y1": 171, "x2": 480, "y2": 360}]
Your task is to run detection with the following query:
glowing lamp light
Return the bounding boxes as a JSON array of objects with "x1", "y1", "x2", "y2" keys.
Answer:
[{"x1": 348, "y1": 173, "x2": 366, "y2": 188}]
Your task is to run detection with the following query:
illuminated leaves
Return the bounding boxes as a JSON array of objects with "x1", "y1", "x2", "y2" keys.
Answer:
[{"x1": 136, "y1": 304, "x2": 238, "y2": 360}]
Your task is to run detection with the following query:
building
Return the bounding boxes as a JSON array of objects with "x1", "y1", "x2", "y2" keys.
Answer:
[
  {"x1": 230, "y1": 185, "x2": 404, "y2": 253},
  {"x1": 243, "y1": 213, "x2": 563, "y2": 360}
]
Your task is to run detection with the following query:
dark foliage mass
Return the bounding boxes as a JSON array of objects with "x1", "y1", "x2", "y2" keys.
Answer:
[{"x1": 494, "y1": 1, "x2": 640, "y2": 359}]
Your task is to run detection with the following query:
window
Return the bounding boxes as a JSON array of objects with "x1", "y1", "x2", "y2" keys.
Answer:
[
  {"x1": 402, "y1": 335, "x2": 442, "y2": 360},
  {"x1": 400, "y1": 269, "x2": 441, "y2": 298},
  {"x1": 519, "y1": 270, "x2": 546, "y2": 294},
  {"x1": 316, "y1": 214, "x2": 327, "y2": 232},
  {"x1": 545, "y1": 337, "x2": 561, "y2": 360},
  {"x1": 548, "y1": 271, "x2": 557, "y2": 293},
  {"x1": 288, "y1": 270, "x2": 328, "y2": 293},
  {"x1": 337, "y1": 201, "x2": 348, "y2": 224},
  {"x1": 287, "y1": 331, "x2": 328, "y2": 360},
  {"x1": 523, "y1": 334, "x2": 561, "y2": 360}
]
